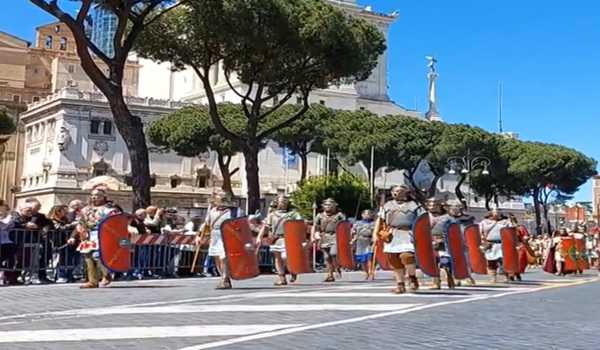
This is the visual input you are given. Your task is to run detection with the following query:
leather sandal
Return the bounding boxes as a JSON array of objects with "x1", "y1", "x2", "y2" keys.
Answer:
[
  {"x1": 289, "y1": 274, "x2": 297, "y2": 283},
  {"x1": 99, "y1": 278, "x2": 112, "y2": 288},
  {"x1": 323, "y1": 275, "x2": 335, "y2": 283},
  {"x1": 274, "y1": 276, "x2": 288, "y2": 286},
  {"x1": 392, "y1": 282, "x2": 406, "y2": 294},
  {"x1": 79, "y1": 282, "x2": 98, "y2": 289}
]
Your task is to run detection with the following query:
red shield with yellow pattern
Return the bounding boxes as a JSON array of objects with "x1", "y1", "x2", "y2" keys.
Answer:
[
  {"x1": 98, "y1": 213, "x2": 131, "y2": 273},
  {"x1": 575, "y1": 238, "x2": 589, "y2": 271},
  {"x1": 284, "y1": 220, "x2": 312, "y2": 275},
  {"x1": 221, "y1": 217, "x2": 260, "y2": 280},
  {"x1": 414, "y1": 213, "x2": 439, "y2": 277}
]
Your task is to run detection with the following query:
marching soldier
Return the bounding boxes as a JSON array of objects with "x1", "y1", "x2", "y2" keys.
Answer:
[
  {"x1": 480, "y1": 209, "x2": 513, "y2": 283},
  {"x1": 446, "y1": 200, "x2": 477, "y2": 286},
  {"x1": 351, "y1": 209, "x2": 376, "y2": 280},
  {"x1": 427, "y1": 197, "x2": 455, "y2": 290},
  {"x1": 312, "y1": 198, "x2": 345, "y2": 282},
  {"x1": 196, "y1": 190, "x2": 240, "y2": 290},
  {"x1": 257, "y1": 196, "x2": 302, "y2": 286},
  {"x1": 381, "y1": 185, "x2": 422, "y2": 294},
  {"x1": 77, "y1": 186, "x2": 120, "y2": 289}
]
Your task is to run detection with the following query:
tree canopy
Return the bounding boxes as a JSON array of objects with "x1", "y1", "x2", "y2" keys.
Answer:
[
  {"x1": 290, "y1": 173, "x2": 371, "y2": 219},
  {"x1": 147, "y1": 103, "x2": 246, "y2": 194},
  {"x1": 136, "y1": 0, "x2": 386, "y2": 212}
]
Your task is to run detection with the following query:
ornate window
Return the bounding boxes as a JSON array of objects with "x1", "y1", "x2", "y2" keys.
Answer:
[
  {"x1": 45, "y1": 35, "x2": 53, "y2": 49},
  {"x1": 59, "y1": 37, "x2": 67, "y2": 51}
]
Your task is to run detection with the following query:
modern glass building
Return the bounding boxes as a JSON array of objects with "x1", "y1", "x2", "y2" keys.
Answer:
[{"x1": 90, "y1": 6, "x2": 117, "y2": 58}]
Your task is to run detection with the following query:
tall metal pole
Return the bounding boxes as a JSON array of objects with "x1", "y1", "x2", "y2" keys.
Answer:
[
  {"x1": 370, "y1": 146, "x2": 375, "y2": 202},
  {"x1": 498, "y1": 81, "x2": 504, "y2": 133},
  {"x1": 326, "y1": 148, "x2": 331, "y2": 177}
]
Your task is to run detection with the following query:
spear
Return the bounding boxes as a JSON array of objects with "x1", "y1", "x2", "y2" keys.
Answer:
[{"x1": 311, "y1": 201, "x2": 318, "y2": 271}]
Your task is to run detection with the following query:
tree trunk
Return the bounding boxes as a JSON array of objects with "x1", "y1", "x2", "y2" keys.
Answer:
[
  {"x1": 110, "y1": 100, "x2": 151, "y2": 210},
  {"x1": 217, "y1": 153, "x2": 234, "y2": 195},
  {"x1": 532, "y1": 187, "x2": 542, "y2": 235},
  {"x1": 454, "y1": 175, "x2": 467, "y2": 208},
  {"x1": 543, "y1": 204, "x2": 552, "y2": 234},
  {"x1": 485, "y1": 193, "x2": 492, "y2": 211},
  {"x1": 427, "y1": 174, "x2": 440, "y2": 198},
  {"x1": 243, "y1": 143, "x2": 261, "y2": 214},
  {"x1": 300, "y1": 152, "x2": 308, "y2": 183}
]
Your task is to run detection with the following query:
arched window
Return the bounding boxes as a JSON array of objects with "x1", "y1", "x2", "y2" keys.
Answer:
[
  {"x1": 45, "y1": 35, "x2": 53, "y2": 49},
  {"x1": 59, "y1": 37, "x2": 67, "y2": 51}
]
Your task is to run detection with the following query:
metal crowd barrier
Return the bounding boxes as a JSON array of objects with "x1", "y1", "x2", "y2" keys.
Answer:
[{"x1": 0, "y1": 229, "x2": 278, "y2": 285}]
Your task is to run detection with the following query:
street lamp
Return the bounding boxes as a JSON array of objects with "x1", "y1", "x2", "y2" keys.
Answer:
[{"x1": 446, "y1": 149, "x2": 492, "y2": 209}]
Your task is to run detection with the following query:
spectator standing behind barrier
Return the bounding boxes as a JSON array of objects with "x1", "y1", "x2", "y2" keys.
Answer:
[
  {"x1": 162, "y1": 208, "x2": 184, "y2": 277},
  {"x1": 0, "y1": 203, "x2": 16, "y2": 285},
  {"x1": 67, "y1": 200, "x2": 84, "y2": 223},
  {"x1": 13, "y1": 203, "x2": 49, "y2": 284},
  {"x1": 143, "y1": 206, "x2": 165, "y2": 277},
  {"x1": 47, "y1": 205, "x2": 79, "y2": 283},
  {"x1": 128, "y1": 209, "x2": 150, "y2": 279},
  {"x1": 144, "y1": 206, "x2": 165, "y2": 234}
]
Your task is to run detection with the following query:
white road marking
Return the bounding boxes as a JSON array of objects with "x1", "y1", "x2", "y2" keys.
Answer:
[
  {"x1": 0, "y1": 324, "x2": 303, "y2": 343},
  {"x1": 51, "y1": 303, "x2": 420, "y2": 316},
  {"x1": 248, "y1": 292, "x2": 484, "y2": 298},
  {"x1": 0, "y1": 284, "x2": 343, "y2": 322},
  {"x1": 178, "y1": 278, "x2": 598, "y2": 350}
]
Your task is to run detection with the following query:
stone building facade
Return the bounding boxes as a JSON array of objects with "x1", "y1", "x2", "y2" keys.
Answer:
[{"x1": 0, "y1": 22, "x2": 140, "y2": 205}]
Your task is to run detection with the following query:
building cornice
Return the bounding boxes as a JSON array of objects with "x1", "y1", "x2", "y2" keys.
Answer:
[{"x1": 21, "y1": 88, "x2": 192, "y2": 121}]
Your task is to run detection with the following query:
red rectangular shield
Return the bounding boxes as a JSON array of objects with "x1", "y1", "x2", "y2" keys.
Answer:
[
  {"x1": 336, "y1": 221, "x2": 354, "y2": 270},
  {"x1": 500, "y1": 227, "x2": 519, "y2": 274},
  {"x1": 464, "y1": 224, "x2": 487, "y2": 275},
  {"x1": 447, "y1": 223, "x2": 470, "y2": 280},
  {"x1": 414, "y1": 213, "x2": 439, "y2": 277},
  {"x1": 221, "y1": 217, "x2": 260, "y2": 280},
  {"x1": 284, "y1": 220, "x2": 312, "y2": 275},
  {"x1": 560, "y1": 237, "x2": 577, "y2": 273},
  {"x1": 98, "y1": 213, "x2": 131, "y2": 273}
]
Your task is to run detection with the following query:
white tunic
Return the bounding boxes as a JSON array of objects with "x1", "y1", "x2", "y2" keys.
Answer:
[
  {"x1": 480, "y1": 218, "x2": 512, "y2": 261},
  {"x1": 205, "y1": 207, "x2": 237, "y2": 258}
]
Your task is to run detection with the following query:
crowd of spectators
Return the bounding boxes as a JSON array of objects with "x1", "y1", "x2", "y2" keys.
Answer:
[{"x1": 0, "y1": 198, "x2": 222, "y2": 286}]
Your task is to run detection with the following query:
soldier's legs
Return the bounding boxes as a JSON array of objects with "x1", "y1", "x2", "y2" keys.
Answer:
[
  {"x1": 213, "y1": 256, "x2": 231, "y2": 289},
  {"x1": 80, "y1": 254, "x2": 98, "y2": 288},
  {"x1": 273, "y1": 252, "x2": 287, "y2": 286},
  {"x1": 322, "y1": 248, "x2": 336, "y2": 282},
  {"x1": 487, "y1": 260, "x2": 499, "y2": 283},
  {"x1": 386, "y1": 253, "x2": 406, "y2": 293}
]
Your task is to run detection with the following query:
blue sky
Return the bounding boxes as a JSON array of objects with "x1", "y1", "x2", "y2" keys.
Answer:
[{"x1": 2, "y1": 1, "x2": 598, "y2": 201}]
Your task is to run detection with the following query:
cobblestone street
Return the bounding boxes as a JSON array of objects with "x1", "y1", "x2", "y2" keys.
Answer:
[{"x1": 0, "y1": 269, "x2": 597, "y2": 350}]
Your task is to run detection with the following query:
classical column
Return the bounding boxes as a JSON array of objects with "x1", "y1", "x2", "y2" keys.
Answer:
[{"x1": 425, "y1": 56, "x2": 442, "y2": 122}]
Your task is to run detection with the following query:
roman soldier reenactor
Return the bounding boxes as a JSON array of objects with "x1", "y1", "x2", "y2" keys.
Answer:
[
  {"x1": 381, "y1": 185, "x2": 423, "y2": 294},
  {"x1": 196, "y1": 190, "x2": 240, "y2": 289},
  {"x1": 257, "y1": 196, "x2": 302, "y2": 286},
  {"x1": 447, "y1": 200, "x2": 477, "y2": 286},
  {"x1": 480, "y1": 209, "x2": 513, "y2": 283},
  {"x1": 312, "y1": 198, "x2": 345, "y2": 282},
  {"x1": 427, "y1": 197, "x2": 455, "y2": 290},
  {"x1": 77, "y1": 186, "x2": 120, "y2": 289},
  {"x1": 351, "y1": 209, "x2": 376, "y2": 280}
]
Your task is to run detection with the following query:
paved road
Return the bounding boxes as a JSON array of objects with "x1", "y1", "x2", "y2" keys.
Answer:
[{"x1": 0, "y1": 269, "x2": 597, "y2": 350}]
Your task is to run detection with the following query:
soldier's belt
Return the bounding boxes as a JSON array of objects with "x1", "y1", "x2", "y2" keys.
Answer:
[
  {"x1": 487, "y1": 240, "x2": 501, "y2": 243},
  {"x1": 390, "y1": 225, "x2": 411, "y2": 230}
]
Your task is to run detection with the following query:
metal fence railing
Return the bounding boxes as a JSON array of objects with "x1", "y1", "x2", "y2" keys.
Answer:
[
  {"x1": 0, "y1": 229, "x2": 280, "y2": 285},
  {"x1": 0, "y1": 229, "x2": 335, "y2": 286}
]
